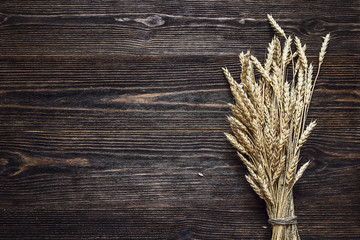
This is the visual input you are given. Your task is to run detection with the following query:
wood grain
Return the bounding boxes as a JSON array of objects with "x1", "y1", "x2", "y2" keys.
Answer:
[{"x1": 0, "y1": 1, "x2": 359, "y2": 239}]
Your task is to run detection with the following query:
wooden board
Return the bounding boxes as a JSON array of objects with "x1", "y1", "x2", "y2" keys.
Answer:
[{"x1": 0, "y1": 1, "x2": 359, "y2": 239}]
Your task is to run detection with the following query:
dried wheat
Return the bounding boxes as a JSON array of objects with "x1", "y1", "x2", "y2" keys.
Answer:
[{"x1": 223, "y1": 15, "x2": 329, "y2": 240}]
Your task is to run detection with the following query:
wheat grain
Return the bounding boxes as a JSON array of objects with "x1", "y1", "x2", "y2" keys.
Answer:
[
  {"x1": 258, "y1": 164, "x2": 275, "y2": 206},
  {"x1": 319, "y1": 34, "x2": 331, "y2": 66},
  {"x1": 251, "y1": 55, "x2": 273, "y2": 84},
  {"x1": 246, "y1": 174, "x2": 266, "y2": 200},
  {"x1": 293, "y1": 161, "x2": 311, "y2": 186},
  {"x1": 265, "y1": 37, "x2": 276, "y2": 73},
  {"x1": 281, "y1": 36, "x2": 292, "y2": 69},
  {"x1": 304, "y1": 63, "x2": 314, "y2": 107},
  {"x1": 297, "y1": 121, "x2": 317, "y2": 152},
  {"x1": 286, "y1": 155, "x2": 299, "y2": 187},
  {"x1": 234, "y1": 129, "x2": 256, "y2": 156},
  {"x1": 267, "y1": 14, "x2": 286, "y2": 38},
  {"x1": 240, "y1": 51, "x2": 251, "y2": 83},
  {"x1": 274, "y1": 36, "x2": 282, "y2": 66},
  {"x1": 228, "y1": 103, "x2": 254, "y2": 133},
  {"x1": 295, "y1": 37, "x2": 308, "y2": 69},
  {"x1": 224, "y1": 132, "x2": 246, "y2": 155},
  {"x1": 272, "y1": 155, "x2": 286, "y2": 185},
  {"x1": 237, "y1": 152, "x2": 256, "y2": 171},
  {"x1": 228, "y1": 115, "x2": 248, "y2": 134}
]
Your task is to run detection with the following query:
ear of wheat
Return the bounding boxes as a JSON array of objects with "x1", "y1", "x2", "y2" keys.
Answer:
[{"x1": 224, "y1": 15, "x2": 330, "y2": 239}]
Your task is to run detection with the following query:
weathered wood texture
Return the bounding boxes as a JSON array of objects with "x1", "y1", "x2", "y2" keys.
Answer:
[{"x1": 0, "y1": 1, "x2": 359, "y2": 239}]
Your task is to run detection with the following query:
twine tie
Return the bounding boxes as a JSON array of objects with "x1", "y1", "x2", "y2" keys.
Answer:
[{"x1": 268, "y1": 216, "x2": 297, "y2": 226}]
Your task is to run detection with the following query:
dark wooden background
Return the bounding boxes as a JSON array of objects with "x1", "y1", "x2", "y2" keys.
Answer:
[{"x1": 0, "y1": 1, "x2": 359, "y2": 239}]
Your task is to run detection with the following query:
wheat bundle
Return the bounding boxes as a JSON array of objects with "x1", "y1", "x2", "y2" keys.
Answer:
[{"x1": 223, "y1": 15, "x2": 330, "y2": 239}]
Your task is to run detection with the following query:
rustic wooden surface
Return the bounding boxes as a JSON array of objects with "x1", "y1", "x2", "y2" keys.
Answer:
[{"x1": 0, "y1": 1, "x2": 359, "y2": 239}]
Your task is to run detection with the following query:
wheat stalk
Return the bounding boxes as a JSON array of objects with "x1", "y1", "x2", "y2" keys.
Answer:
[{"x1": 224, "y1": 15, "x2": 330, "y2": 239}]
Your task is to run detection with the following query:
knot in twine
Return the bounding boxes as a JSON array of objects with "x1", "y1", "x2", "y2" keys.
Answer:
[{"x1": 268, "y1": 216, "x2": 297, "y2": 226}]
